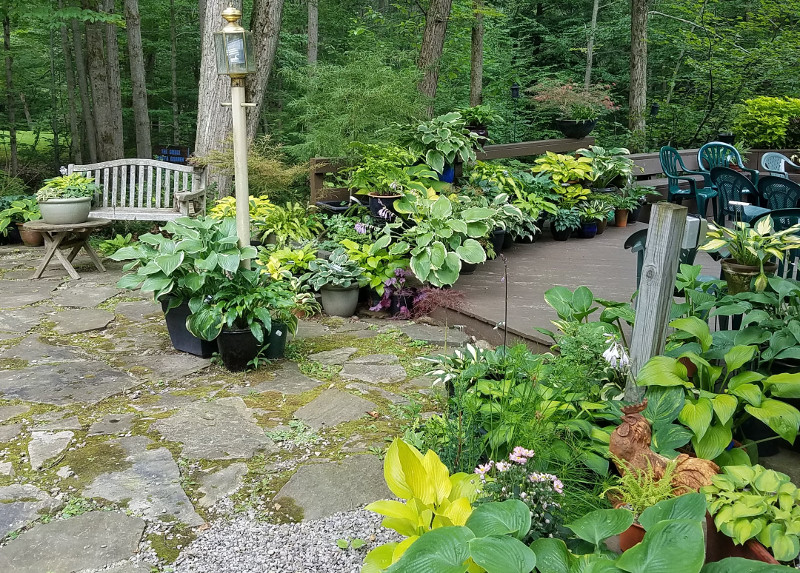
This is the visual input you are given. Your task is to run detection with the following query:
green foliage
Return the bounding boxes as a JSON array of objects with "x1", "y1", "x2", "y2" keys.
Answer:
[
  {"x1": 703, "y1": 464, "x2": 800, "y2": 562},
  {"x1": 254, "y1": 202, "x2": 323, "y2": 246},
  {"x1": 341, "y1": 143, "x2": 419, "y2": 195},
  {"x1": 531, "y1": 152, "x2": 593, "y2": 187},
  {"x1": 576, "y1": 145, "x2": 635, "y2": 189},
  {"x1": 732, "y1": 96, "x2": 800, "y2": 149},
  {"x1": 528, "y1": 81, "x2": 619, "y2": 121},
  {"x1": 603, "y1": 457, "x2": 678, "y2": 518},
  {"x1": 209, "y1": 195, "x2": 275, "y2": 220},
  {"x1": 96, "y1": 233, "x2": 134, "y2": 257},
  {"x1": 456, "y1": 104, "x2": 503, "y2": 127},
  {"x1": 110, "y1": 216, "x2": 257, "y2": 306},
  {"x1": 0, "y1": 198, "x2": 40, "y2": 235},
  {"x1": 0, "y1": 171, "x2": 28, "y2": 197},
  {"x1": 403, "y1": 112, "x2": 480, "y2": 174},
  {"x1": 258, "y1": 243, "x2": 317, "y2": 280},
  {"x1": 36, "y1": 174, "x2": 98, "y2": 201},
  {"x1": 302, "y1": 247, "x2": 367, "y2": 290},
  {"x1": 339, "y1": 238, "x2": 408, "y2": 295},
  {"x1": 700, "y1": 217, "x2": 800, "y2": 292},
  {"x1": 265, "y1": 420, "x2": 320, "y2": 447}
]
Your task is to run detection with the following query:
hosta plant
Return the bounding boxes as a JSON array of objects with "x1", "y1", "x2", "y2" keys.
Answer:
[
  {"x1": 703, "y1": 464, "x2": 800, "y2": 562},
  {"x1": 531, "y1": 152, "x2": 593, "y2": 186},
  {"x1": 36, "y1": 173, "x2": 98, "y2": 201},
  {"x1": 301, "y1": 247, "x2": 366, "y2": 290},
  {"x1": 404, "y1": 112, "x2": 481, "y2": 174}
]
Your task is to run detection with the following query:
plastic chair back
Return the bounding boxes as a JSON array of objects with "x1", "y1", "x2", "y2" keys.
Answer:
[
  {"x1": 710, "y1": 166, "x2": 758, "y2": 223},
  {"x1": 624, "y1": 227, "x2": 700, "y2": 289},
  {"x1": 699, "y1": 142, "x2": 744, "y2": 171},
  {"x1": 757, "y1": 176, "x2": 800, "y2": 210},
  {"x1": 760, "y1": 152, "x2": 799, "y2": 178}
]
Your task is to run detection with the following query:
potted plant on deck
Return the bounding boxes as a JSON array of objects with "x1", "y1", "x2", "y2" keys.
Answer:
[
  {"x1": 0, "y1": 198, "x2": 42, "y2": 246},
  {"x1": 578, "y1": 202, "x2": 605, "y2": 238},
  {"x1": 699, "y1": 215, "x2": 800, "y2": 293},
  {"x1": 550, "y1": 206, "x2": 581, "y2": 241},
  {"x1": 36, "y1": 173, "x2": 98, "y2": 225},
  {"x1": 587, "y1": 198, "x2": 613, "y2": 235},
  {"x1": 456, "y1": 104, "x2": 502, "y2": 143},
  {"x1": 302, "y1": 247, "x2": 367, "y2": 317},
  {"x1": 111, "y1": 217, "x2": 257, "y2": 357},
  {"x1": 608, "y1": 191, "x2": 641, "y2": 227},
  {"x1": 577, "y1": 145, "x2": 636, "y2": 191},
  {"x1": 528, "y1": 80, "x2": 619, "y2": 138},
  {"x1": 403, "y1": 111, "x2": 480, "y2": 182}
]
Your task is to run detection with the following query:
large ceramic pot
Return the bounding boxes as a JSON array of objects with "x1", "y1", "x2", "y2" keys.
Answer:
[
  {"x1": 38, "y1": 197, "x2": 92, "y2": 225},
  {"x1": 216, "y1": 328, "x2": 262, "y2": 371},
  {"x1": 705, "y1": 513, "x2": 779, "y2": 564},
  {"x1": 720, "y1": 259, "x2": 778, "y2": 295},
  {"x1": 17, "y1": 223, "x2": 43, "y2": 247},
  {"x1": 320, "y1": 283, "x2": 360, "y2": 317},
  {"x1": 554, "y1": 118, "x2": 597, "y2": 139},
  {"x1": 580, "y1": 222, "x2": 598, "y2": 238},
  {"x1": 368, "y1": 194, "x2": 402, "y2": 220},
  {"x1": 161, "y1": 299, "x2": 218, "y2": 358},
  {"x1": 438, "y1": 165, "x2": 456, "y2": 183}
]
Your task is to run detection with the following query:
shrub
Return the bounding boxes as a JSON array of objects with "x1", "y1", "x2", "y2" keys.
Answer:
[{"x1": 732, "y1": 96, "x2": 800, "y2": 149}]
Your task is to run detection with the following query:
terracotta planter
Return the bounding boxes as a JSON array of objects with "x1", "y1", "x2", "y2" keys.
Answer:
[
  {"x1": 679, "y1": 356, "x2": 698, "y2": 379},
  {"x1": 615, "y1": 209, "x2": 629, "y2": 227},
  {"x1": 705, "y1": 513, "x2": 779, "y2": 564},
  {"x1": 720, "y1": 259, "x2": 778, "y2": 295},
  {"x1": 619, "y1": 523, "x2": 645, "y2": 551},
  {"x1": 17, "y1": 223, "x2": 43, "y2": 247}
]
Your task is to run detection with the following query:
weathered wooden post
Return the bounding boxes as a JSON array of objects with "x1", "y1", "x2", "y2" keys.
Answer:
[{"x1": 626, "y1": 202, "x2": 688, "y2": 401}]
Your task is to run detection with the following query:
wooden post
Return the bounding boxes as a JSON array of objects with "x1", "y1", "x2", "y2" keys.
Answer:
[{"x1": 626, "y1": 202, "x2": 688, "y2": 402}]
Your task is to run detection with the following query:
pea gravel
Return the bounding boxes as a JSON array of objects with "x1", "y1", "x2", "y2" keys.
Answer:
[{"x1": 173, "y1": 509, "x2": 399, "y2": 573}]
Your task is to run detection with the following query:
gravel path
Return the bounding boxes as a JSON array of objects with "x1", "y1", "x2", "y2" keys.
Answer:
[{"x1": 173, "y1": 509, "x2": 399, "y2": 573}]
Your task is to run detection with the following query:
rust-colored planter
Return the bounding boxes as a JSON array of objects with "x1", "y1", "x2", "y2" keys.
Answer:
[
  {"x1": 17, "y1": 223, "x2": 43, "y2": 247},
  {"x1": 619, "y1": 523, "x2": 645, "y2": 551},
  {"x1": 704, "y1": 513, "x2": 780, "y2": 564},
  {"x1": 614, "y1": 209, "x2": 629, "y2": 227}
]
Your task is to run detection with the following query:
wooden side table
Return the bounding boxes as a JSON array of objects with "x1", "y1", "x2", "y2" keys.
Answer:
[{"x1": 23, "y1": 218, "x2": 112, "y2": 280}]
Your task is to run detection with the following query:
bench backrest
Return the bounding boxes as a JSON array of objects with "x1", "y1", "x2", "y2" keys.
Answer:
[{"x1": 68, "y1": 159, "x2": 202, "y2": 211}]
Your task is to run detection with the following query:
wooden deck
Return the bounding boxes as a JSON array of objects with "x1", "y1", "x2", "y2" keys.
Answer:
[{"x1": 443, "y1": 221, "x2": 719, "y2": 349}]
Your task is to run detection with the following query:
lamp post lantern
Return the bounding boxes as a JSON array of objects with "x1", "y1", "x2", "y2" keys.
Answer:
[{"x1": 214, "y1": 5, "x2": 256, "y2": 257}]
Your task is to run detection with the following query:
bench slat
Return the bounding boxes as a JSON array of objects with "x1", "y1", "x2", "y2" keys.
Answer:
[
  {"x1": 146, "y1": 165, "x2": 154, "y2": 210},
  {"x1": 120, "y1": 166, "x2": 127, "y2": 208},
  {"x1": 137, "y1": 165, "x2": 145, "y2": 209}
]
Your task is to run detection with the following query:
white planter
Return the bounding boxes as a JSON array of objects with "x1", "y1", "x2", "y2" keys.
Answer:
[
  {"x1": 38, "y1": 197, "x2": 92, "y2": 225},
  {"x1": 320, "y1": 283, "x2": 360, "y2": 317}
]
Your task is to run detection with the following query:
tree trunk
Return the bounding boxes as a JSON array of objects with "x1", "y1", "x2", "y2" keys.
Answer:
[
  {"x1": 170, "y1": 0, "x2": 179, "y2": 144},
  {"x1": 49, "y1": 28, "x2": 60, "y2": 170},
  {"x1": 195, "y1": 0, "x2": 235, "y2": 194},
  {"x1": 72, "y1": 19, "x2": 97, "y2": 162},
  {"x1": 629, "y1": 0, "x2": 648, "y2": 148},
  {"x1": 124, "y1": 0, "x2": 152, "y2": 157},
  {"x1": 104, "y1": 0, "x2": 124, "y2": 157},
  {"x1": 18, "y1": 92, "x2": 33, "y2": 130},
  {"x1": 417, "y1": 0, "x2": 453, "y2": 115},
  {"x1": 584, "y1": 0, "x2": 599, "y2": 88},
  {"x1": 3, "y1": 14, "x2": 17, "y2": 176},
  {"x1": 307, "y1": 0, "x2": 317, "y2": 64},
  {"x1": 469, "y1": 0, "x2": 483, "y2": 107},
  {"x1": 246, "y1": 0, "x2": 284, "y2": 138},
  {"x1": 84, "y1": 0, "x2": 118, "y2": 161},
  {"x1": 60, "y1": 2, "x2": 82, "y2": 164}
]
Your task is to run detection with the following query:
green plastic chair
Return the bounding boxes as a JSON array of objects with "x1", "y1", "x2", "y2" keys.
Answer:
[
  {"x1": 698, "y1": 142, "x2": 759, "y2": 186},
  {"x1": 624, "y1": 227, "x2": 701, "y2": 289},
  {"x1": 749, "y1": 208, "x2": 800, "y2": 280},
  {"x1": 659, "y1": 146, "x2": 717, "y2": 218},
  {"x1": 760, "y1": 152, "x2": 800, "y2": 179},
  {"x1": 709, "y1": 167, "x2": 770, "y2": 225},
  {"x1": 757, "y1": 176, "x2": 800, "y2": 210}
]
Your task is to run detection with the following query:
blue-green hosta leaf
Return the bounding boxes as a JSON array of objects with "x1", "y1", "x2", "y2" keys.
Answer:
[
  {"x1": 140, "y1": 275, "x2": 172, "y2": 294},
  {"x1": 155, "y1": 253, "x2": 185, "y2": 276},
  {"x1": 425, "y1": 150, "x2": 445, "y2": 174},
  {"x1": 543, "y1": 286, "x2": 574, "y2": 320},
  {"x1": 615, "y1": 519, "x2": 704, "y2": 573},
  {"x1": 465, "y1": 500, "x2": 531, "y2": 541},
  {"x1": 385, "y1": 526, "x2": 473, "y2": 573},
  {"x1": 566, "y1": 509, "x2": 633, "y2": 547},
  {"x1": 638, "y1": 493, "x2": 707, "y2": 532},
  {"x1": 410, "y1": 251, "x2": 432, "y2": 282},
  {"x1": 571, "y1": 286, "x2": 595, "y2": 317},
  {"x1": 652, "y1": 423, "x2": 693, "y2": 455},
  {"x1": 468, "y1": 536, "x2": 536, "y2": 573},
  {"x1": 456, "y1": 239, "x2": 486, "y2": 264},
  {"x1": 702, "y1": 557, "x2": 793, "y2": 572},
  {"x1": 643, "y1": 387, "x2": 685, "y2": 429},
  {"x1": 434, "y1": 253, "x2": 461, "y2": 286},
  {"x1": 116, "y1": 273, "x2": 144, "y2": 290},
  {"x1": 529, "y1": 538, "x2": 576, "y2": 573},
  {"x1": 195, "y1": 252, "x2": 219, "y2": 271},
  {"x1": 217, "y1": 253, "x2": 241, "y2": 273}
]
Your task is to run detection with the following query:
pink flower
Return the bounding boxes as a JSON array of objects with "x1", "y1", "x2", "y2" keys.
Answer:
[
  {"x1": 474, "y1": 462, "x2": 494, "y2": 477},
  {"x1": 512, "y1": 446, "x2": 535, "y2": 459},
  {"x1": 495, "y1": 462, "x2": 510, "y2": 472}
]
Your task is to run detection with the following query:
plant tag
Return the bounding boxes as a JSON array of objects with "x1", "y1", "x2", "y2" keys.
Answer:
[{"x1": 275, "y1": 330, "x2": 283, "y2": 337}]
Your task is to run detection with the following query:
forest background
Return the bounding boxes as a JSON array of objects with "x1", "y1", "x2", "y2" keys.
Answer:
[{"x1": 2, "y1": 0, "x2": 799, "y2": 190}]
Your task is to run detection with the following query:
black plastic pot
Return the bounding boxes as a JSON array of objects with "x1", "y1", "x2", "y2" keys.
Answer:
[
  {"x1": 161, "y1": 299, "x2": 218, "y2": 358},
  {"x1": 461, "y1": 261, "x2": 478, "y2": 275},
  {"x1": 491, "y1": 229, "x2": 506, "y2": 255},
  {"x1": 368, "y1": 194, "x2": 402, "y2": 220},
  {"x1": 315, "y1": 199, "x2": 359, "y2": 214},
  {"x1": 389, "y1": 294, "x2": 414, "y2": 317},
  {"x1": 551, "y1": 226, "x2": 572, "y2": 241},
  {"x1": 264, "y1": 322, "x2": 288, "y2": 360},
  {"x1": 629, "y1": 205, "x2": 642, "y2": 224},
  {"x1": 514, "y1": 233, "x2": 536, "y2": 244},
  {"x1": 554, "y1": 118, "x2": 597, "y2": 139},
  {"x1": 216, "y1": 328, "x2": 263, "y2": 371},
  {"x1": 502, "y1": 231, "x2": 515, "y2": 249},
  {"x1": 466, "y1": 125, "x2": 489, "y2": 145},
  {"x1": 740, "y1": 418, "x2": 780, "y2": 458},
  {"x1": 580, "y1": 222, "x2": 598, "y2": 238},
  {"x1": 0, "y1": 225, "x2": 21, "y2": 245}
]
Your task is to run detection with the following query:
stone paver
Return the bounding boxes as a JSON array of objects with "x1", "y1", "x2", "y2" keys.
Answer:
[
  {"x1": 0, "y1": 510, "x2": 145, "y2": 573},
  {"x1": 307, "y1": 347, "x2": 358, "y2": 366},
  {"x1": 0, "y1": 361, "x2": 138, "y2": 405},
  {"x1": 399, "y1": 323, "x2": 470, "y2": 346},
  {"x1": 114, "y1": 300, "x2": 163, "y2": 322},
  {"x1": 88, "y1": 413, "x2": 135, "y2": 436},
  {"x1": 294, "y1": 389, "x2": 377, "y2": 429},
  {"x1": 275, "y1": 455, "x2": 391, "y2": 520},
  {"x1": 248, "y1": 362, "x2": 325, "y2": 395},
  {"x1": 84, "y1": 437, "x2": 204, "y2": 526},
  {"x1": 0, "y1": 308, "x2": 49, "y2": 333},
  {"x1": 152, "y1": 397, "x2": 275, "y2": 460},
  {"x1": 292, "y1": 320, "x2": 330, "y2": 339},
  {"x1": 51, "y1": 309, "x2": 115, "y2": 334},
  {"x1": 28, "y1": 431, "x2": 73, "y2": 470},
  {"x1": 345, "y1": 383, "x2": 409, "y2": 405},
  {"x1": 33, "y1": 415, "x2": 82, "y2": 431},
  {"x1": 0, "y1": 484, "x2": 62, "y2": 537},
  {"x1": 197, "y1": 462, "x2": 248, "y2": 508},
  {"x1": 117, "y1": 354, "x2": 210, "y2": 380},
  {"x1": 0, "y1": 404, "x2": 29, "y2": 422},
  {"x1": 52, "y1": 286, "x2": 118, "y2": 308},
  {"x1": 340, "y1": 354, "x2": 407, "y2": 385},
  {"x1": 0, "y1": 337, "x2": 82, "y2": 363},
  {"x1": 0, "y1": 423, "x2": 22, "y2": 442},
  {"x1": 0, "y1": 462, "x2": 13, "y2": 476},
  {"x1": 0, "y1": 281, "x2": 58, "y2": 308}
]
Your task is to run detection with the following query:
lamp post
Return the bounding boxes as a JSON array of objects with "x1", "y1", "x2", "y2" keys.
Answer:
[
  {"x1": 213, "y1": 5, "x2": 256, "y2": 256},
  {"x1": 510, "y1": 83, "x2": 520, "y2": 142}
]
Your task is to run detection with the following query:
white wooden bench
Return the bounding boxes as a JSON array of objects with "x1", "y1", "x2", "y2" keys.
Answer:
[{"x1": 67, "y1": 159, "x2": 208, "y2": 221}]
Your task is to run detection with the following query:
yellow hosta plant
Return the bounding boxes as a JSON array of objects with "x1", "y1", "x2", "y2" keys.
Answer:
[
  {"x1": 208, "y1": 195, "x2": 275, "y2": 220},
  {"x1": 363, "y1": 439, "x2": 481, "y2": 571}
]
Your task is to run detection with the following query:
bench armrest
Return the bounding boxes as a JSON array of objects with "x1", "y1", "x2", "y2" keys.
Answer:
[{"x1": 174, "y1": 189, "x2": 205, "y2": 201}]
